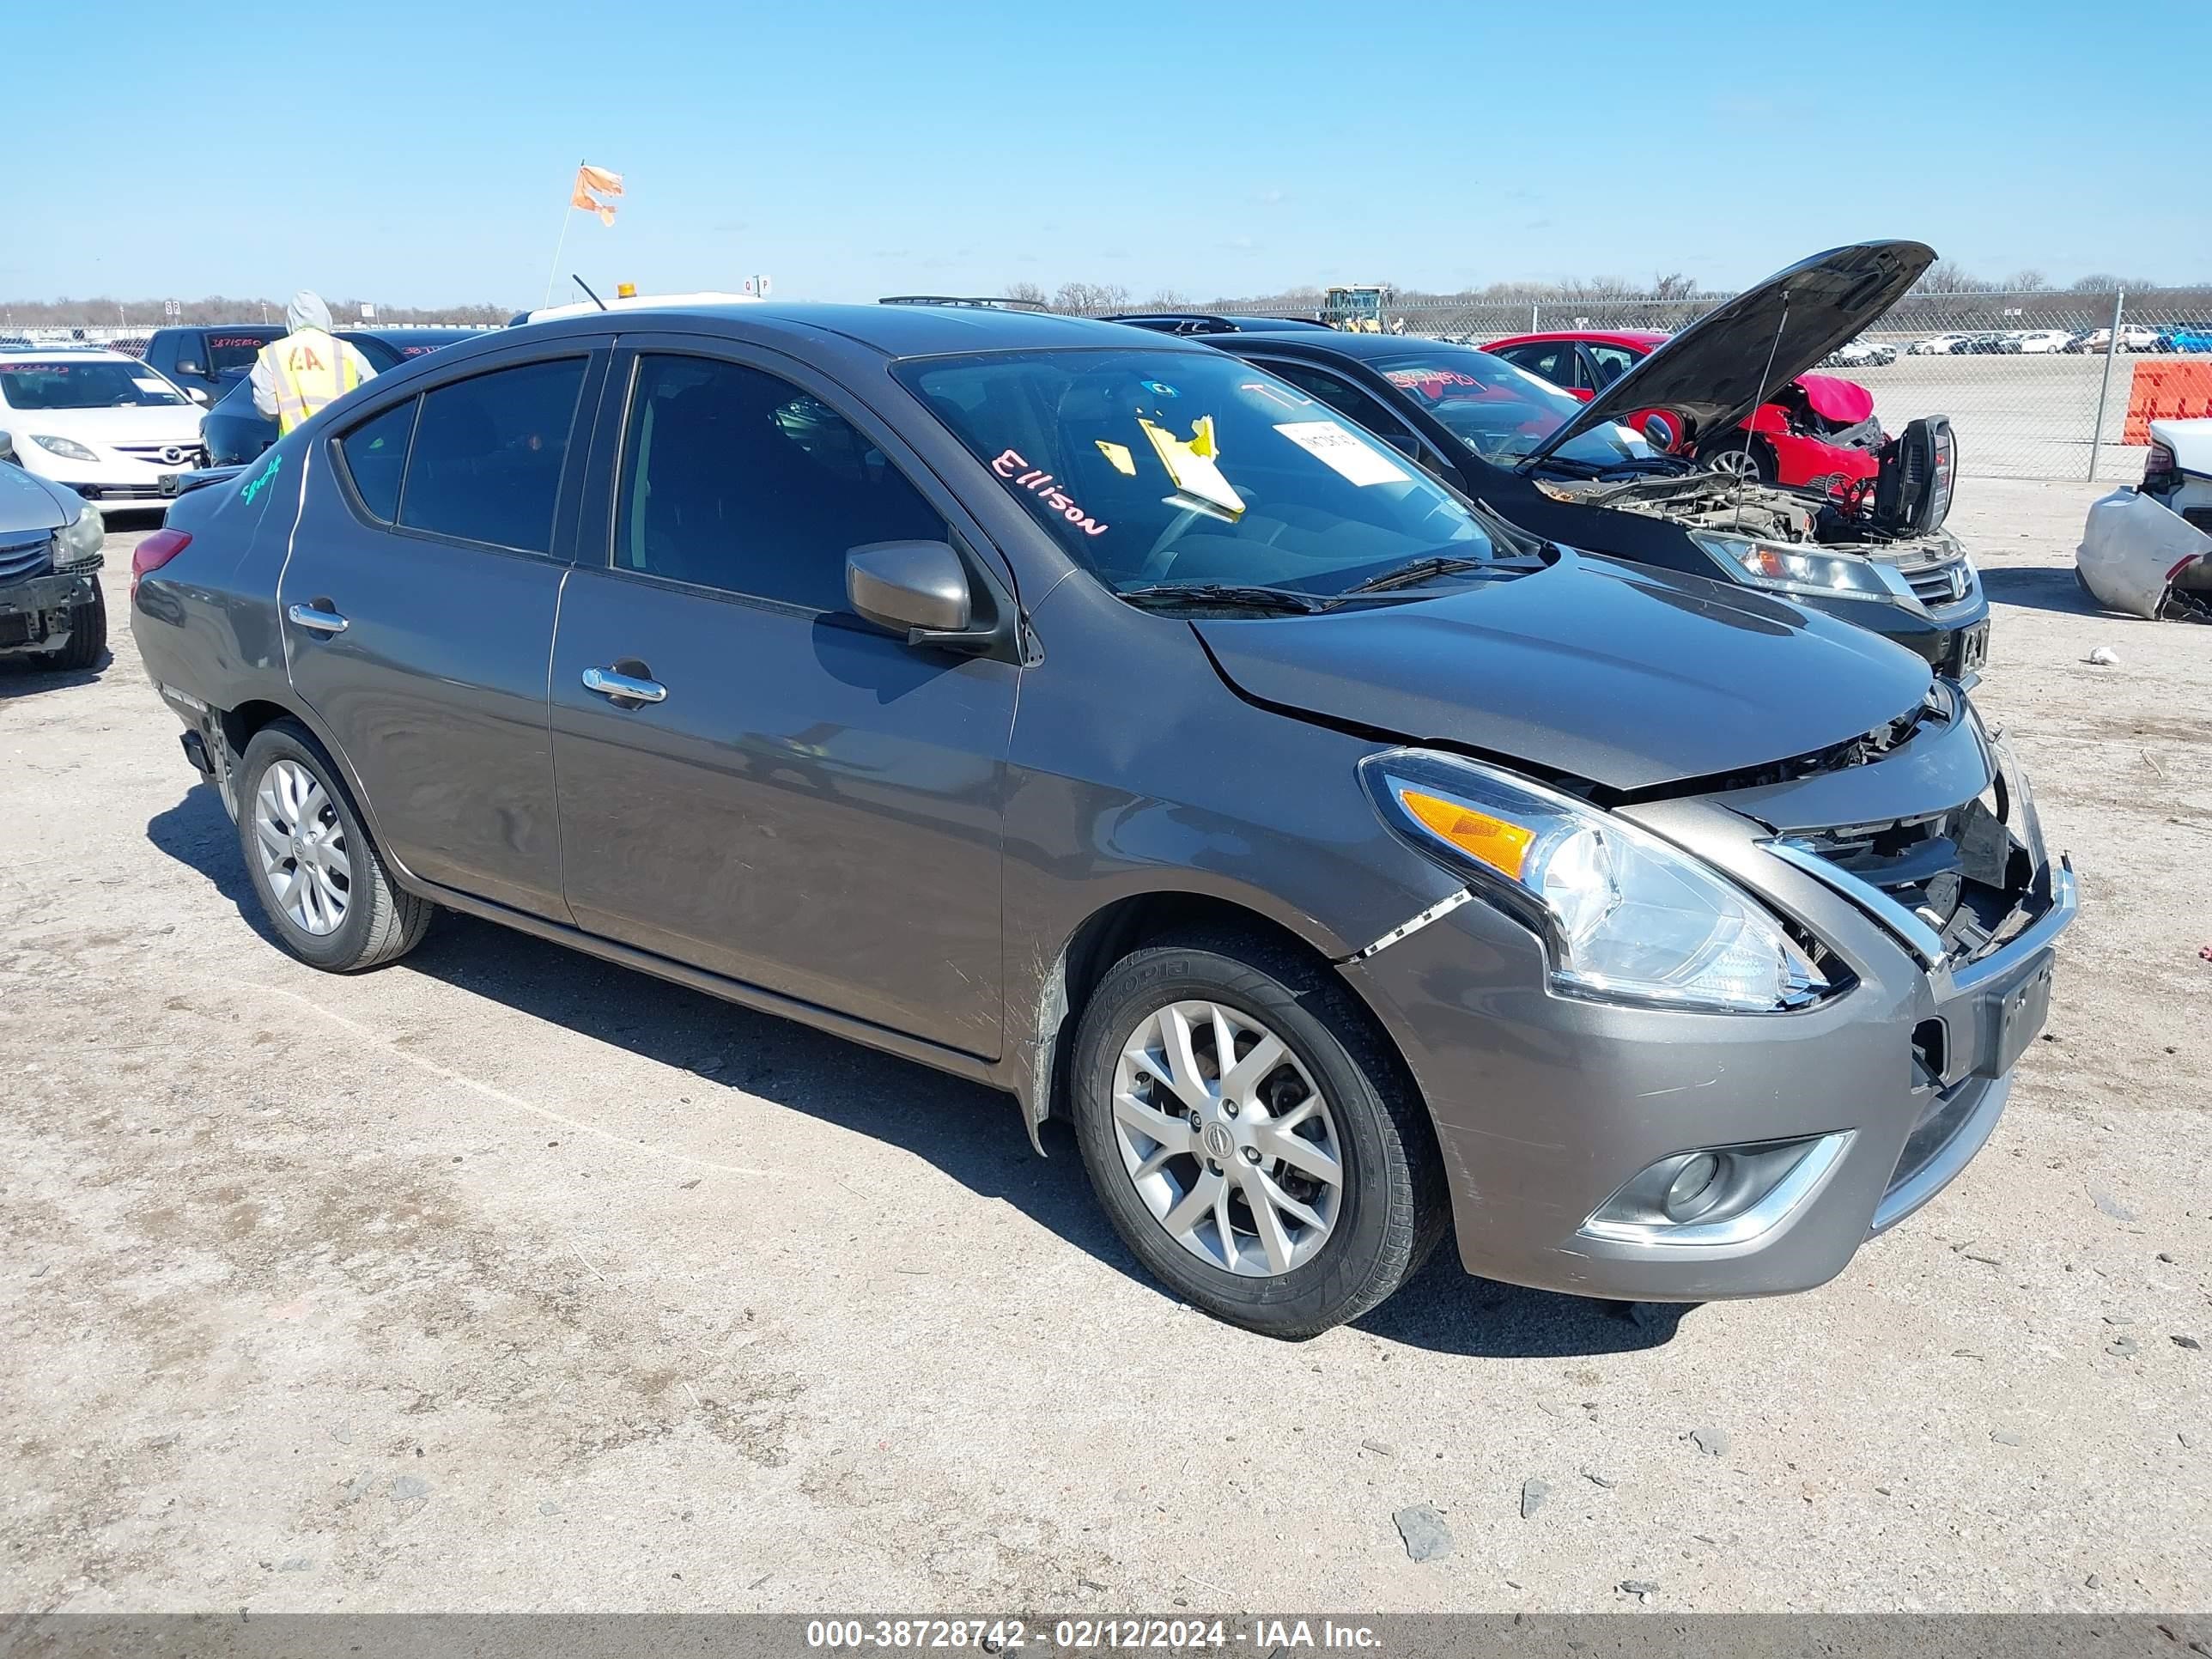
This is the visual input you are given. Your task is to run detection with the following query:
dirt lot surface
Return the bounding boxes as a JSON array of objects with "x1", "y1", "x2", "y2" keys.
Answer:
[{"x1": 3, "y1": 479, "x2": 2207, "y2": 1616}]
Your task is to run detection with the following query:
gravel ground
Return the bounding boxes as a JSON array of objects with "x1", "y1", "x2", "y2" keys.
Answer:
[{"x1": 1, "y1": 479, "x2": 2206, "y2": 1616}]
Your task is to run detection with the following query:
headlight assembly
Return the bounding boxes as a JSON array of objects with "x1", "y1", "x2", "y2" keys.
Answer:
[
  {"x1": 1361, "y1": 749, "x2": 1827, "y2": 1014},
  {"x1": 1692, "y1": 531, "x2": 1917, "y2": 606},
  {"x1": 29, "y1": 434, "x2": 100, "y2": 463},
  {"x1": 55, "y1": 504, "x2": 105, "y2": 569}
]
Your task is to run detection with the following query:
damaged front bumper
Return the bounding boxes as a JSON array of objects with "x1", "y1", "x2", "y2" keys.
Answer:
[
  {"x1": 1340, "y1": 691, "x2": 2075, "y2": 1303},
  {"x1": 0, "y1": 564, "x2": 101, "y2": 655}
]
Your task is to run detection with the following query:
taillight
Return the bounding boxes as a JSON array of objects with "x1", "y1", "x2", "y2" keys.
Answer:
[
  {"x1": 130, "y1": 528, "x2": 192, "y2": 599},
  {"x1": 2143, "y1": 442, "x2": 2179, "y2": 494}
]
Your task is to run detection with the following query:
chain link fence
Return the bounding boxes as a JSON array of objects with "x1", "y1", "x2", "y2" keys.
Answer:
[{"x1": 1188, "y1": 289, "x2": 2212, "y2": 483}]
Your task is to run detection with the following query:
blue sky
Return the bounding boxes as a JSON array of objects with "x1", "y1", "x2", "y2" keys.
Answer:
[{"x1": 14, "y1": 0, "x2": 2210, "y2": 307}]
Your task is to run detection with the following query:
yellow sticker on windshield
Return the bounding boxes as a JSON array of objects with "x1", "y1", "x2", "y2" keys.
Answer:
[
  {"x1": 1139, "y1": 416, "x2": 1244, "y2": 521},
  {"x1": 1095, "y1": 439, "x2": 1137, "y2": 476}
]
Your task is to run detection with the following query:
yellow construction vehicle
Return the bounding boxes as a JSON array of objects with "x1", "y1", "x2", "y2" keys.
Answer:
[{"x1": 1322, "y1": 284, "x2": 1391, "y2": 332}]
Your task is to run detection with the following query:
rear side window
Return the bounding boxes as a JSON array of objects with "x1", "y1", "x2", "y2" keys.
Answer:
[
  {"x1": 398, "y1": 357, "x2": 586, "y2": 555},
  {"x1": 335, "y1": 398, "x2": 417, "y2": 522}
]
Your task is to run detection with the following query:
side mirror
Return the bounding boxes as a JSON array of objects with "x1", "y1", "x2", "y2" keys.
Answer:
[
  {"x1": 1381, "y1": 429, "x2": 1423, "y2": 460},
  {"x1": 1642, "y1": 413, "x2": 1678, "y2": 448},
  {"x1": 189, "y1": 387, "x2": 210, "y2": 406},
  {"x1": 1565, "y1": 386, "x2": 1595, "y2": 404},
  {"x1": 175, "y1": 358, "x2": 204, "y2": 377},
  {"x1": 847, "y1": 540, "x2": 972, "y2": 639},
  {"x1": 0, "y1": 429, "x2": 14, "y2": 461}
]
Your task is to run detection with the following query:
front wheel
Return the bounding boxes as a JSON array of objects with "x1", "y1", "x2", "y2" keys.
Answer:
[
  {"x1": 38, "y1": 586, "x2": 106, "y2": 671},
  {"x1": 1069, "y1": 932, "x2": 1445, "y2": 1338}
]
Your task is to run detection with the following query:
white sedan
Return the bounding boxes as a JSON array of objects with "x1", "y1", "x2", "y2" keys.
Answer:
[
  {"x1": 2010, "y1": 329, "x2": 2074, "y2": 354},
  {"x1": 1909, "y1": 333, "x2": 1972, "y2": 356},
  {"x1": 0, "y1": 349, "x2": 206, "y2": 508}
]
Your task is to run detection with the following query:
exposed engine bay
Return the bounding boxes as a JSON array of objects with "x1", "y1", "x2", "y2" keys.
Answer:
[{"x1": 1537, "y1": 416, "x2": 1963, "y2": 566}]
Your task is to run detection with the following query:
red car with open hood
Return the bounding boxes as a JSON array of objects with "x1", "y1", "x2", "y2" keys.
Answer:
[{"x1": 1482, "y1": 328, "x2": 1884, "y2": 495}]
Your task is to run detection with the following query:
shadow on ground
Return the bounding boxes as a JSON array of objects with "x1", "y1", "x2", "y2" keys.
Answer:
[
  {"x1": 146, "y1": 779, "x2": 1683, "y2": 1360},
  {"x1": 1980, "y1": 563, "x2": 2122, "y2": 619},
  {"x1": 0, "y1": 654, "x2": 108, "y2": 700}
]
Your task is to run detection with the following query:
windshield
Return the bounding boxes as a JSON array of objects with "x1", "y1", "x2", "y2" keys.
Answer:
[
  {"x1": 897, "y1": 348, "x2": 1507, "y2": 599},
  {"x1": 1369, "y1": 346, "x2": 1656, "y2": 467},
  {"x1": 0, "y1": 360, "x2": 191, "y2": 410}
]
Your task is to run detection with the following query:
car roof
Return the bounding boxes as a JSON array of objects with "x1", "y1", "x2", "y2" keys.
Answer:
[
  {"x1": 0, "y1": 346, "x2": 139, "y2": 362},
  {"x1": 513, "y1": 301, "x2": 1200, "y2": 359},
  {"x1": 1194, "y1": 327, "x2": 1479, "y2": 362},
  {"x1": 1486, "y1": 329, "x2": 1670, "y2": 348}
]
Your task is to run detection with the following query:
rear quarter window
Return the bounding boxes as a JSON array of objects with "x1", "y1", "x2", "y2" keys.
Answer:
[
  {"x1": 396, "y1": 358, "x2": 587, "y2": 555},
  {"x1": 335, "y1": 398, "x2": 418, "y2": 523}
]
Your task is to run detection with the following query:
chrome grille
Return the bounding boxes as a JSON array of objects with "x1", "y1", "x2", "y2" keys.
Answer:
[
  {"x1": 114, "y1": 442, "x2": 204, "y2": 468},
  {"x1": 0, "y1": 533, "x2": 54, "y2": 581},
  {"x1": 1902, "y1": 555, "x2": 1969, "y2": 605}
]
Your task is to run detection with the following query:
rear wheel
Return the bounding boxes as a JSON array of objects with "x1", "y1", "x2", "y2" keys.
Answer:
[
  {"x1": 1069, "y1": 931, "x2": 1445, "y2": 1339},
  {"x1": 1703, "y1": 441, "x2": 1775, "y2": 484},
  {"x1": 37, "y1": 586, "x2": 106, "y2": 672},
  {"x1": 235, "y1": 720, "x2": 432, "y2": 972}
]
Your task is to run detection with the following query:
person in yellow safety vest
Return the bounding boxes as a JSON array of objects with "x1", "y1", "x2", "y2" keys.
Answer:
[{"x1": 249, "y1": 290, "x2": 376, "y2": 435}]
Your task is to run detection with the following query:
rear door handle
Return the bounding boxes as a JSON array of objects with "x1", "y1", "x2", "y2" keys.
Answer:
[
  {"x1": 287, "y1": 601, "x2": 349, "y2": 635},
  {"x1": 581, "y1": 665, "x2": 667, "y2": 705}
]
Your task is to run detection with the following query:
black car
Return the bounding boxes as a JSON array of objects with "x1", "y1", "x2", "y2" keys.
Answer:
[
  {"x1": 1122, "y1": 243, "x2": 1990, "y2": 678},
  {"x1": 200, "y1": 328, "x2": 485, "y2": 466},
  {"x1": 1102, "y1": 312, "x2": 1337, "y2": 336},
  {"x1": 142, "y1": 325, "x2": 287, "y2": 404}
]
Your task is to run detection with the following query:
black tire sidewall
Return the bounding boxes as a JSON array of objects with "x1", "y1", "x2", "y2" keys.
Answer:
[
  {"x1": 235, "y1": 724, "x2": 380, "y2": 970},
  {"x1": 1070, "y1": 941, "x2": 1419, "y2": 1336}
]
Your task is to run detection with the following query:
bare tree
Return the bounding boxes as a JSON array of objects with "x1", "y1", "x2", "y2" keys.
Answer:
[
  {"x1": 1003, "y1": 280, "x2": 1048, "y2": 307},
  {"x1": 1050, "y1": 281, "x2": 1132, "y2": 315}
]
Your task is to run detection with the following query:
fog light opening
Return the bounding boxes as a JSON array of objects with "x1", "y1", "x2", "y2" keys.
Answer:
[{"x1": 1663, "y1": 1152, "x2": 1729, "y2": 1222}]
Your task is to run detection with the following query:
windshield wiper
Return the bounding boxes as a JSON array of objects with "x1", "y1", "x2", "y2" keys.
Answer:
[
  {"x1": 1336, "y1": 556, "x2": 1498, "y2": 597},
  {"x1": 1116, "y1": 582, "x2": 1330, "y2": 615}
]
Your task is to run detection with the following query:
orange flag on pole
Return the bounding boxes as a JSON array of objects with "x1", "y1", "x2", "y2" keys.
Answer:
[{"x1": 570, "y1": 164, "x2": 623, "y2": 226}]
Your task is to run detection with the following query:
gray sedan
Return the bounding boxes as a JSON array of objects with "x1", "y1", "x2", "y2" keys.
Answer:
[{"x1": 129, "y1": 303, "x2": 2072, "y2": 1336}]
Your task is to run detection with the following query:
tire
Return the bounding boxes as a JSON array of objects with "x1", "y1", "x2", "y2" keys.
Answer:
[
  {"x1": 37, "y1": 586, "x2": 106, "y2": 672},
  {"x1": 1069, "y1": 930, "x2": 1446, "y2": 1339},
  {"x1": 1703, "y1": 441, "x2": 1774, "y2": 484},
  {"x1": 234, "y1": 720, "x2": 432, "y2": 972}
]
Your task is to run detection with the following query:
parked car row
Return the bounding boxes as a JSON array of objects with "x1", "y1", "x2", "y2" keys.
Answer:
[
  {"x1": 1908, "y1": 324, "x2": 2209, "y2": 355},
  {"x1": 128, "y1": 239, "x2": 2072, "y2": 1340}
]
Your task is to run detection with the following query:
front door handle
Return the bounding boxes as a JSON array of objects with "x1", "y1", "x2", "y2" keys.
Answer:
[
  {"x1": 287, "y1": 601, "x2": 349, "y2": 635},
  {"x1": 581, "y1": 665, "x2": 667, "y2": 705}
]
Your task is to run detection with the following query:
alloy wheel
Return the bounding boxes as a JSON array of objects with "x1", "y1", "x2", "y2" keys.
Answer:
[
  {"x1": 252, "y1": 758, "x2": 352, "y2": 936},
  {"x1": 1111, "y1": 1000, "x2": 1344, "y2": 1277}
]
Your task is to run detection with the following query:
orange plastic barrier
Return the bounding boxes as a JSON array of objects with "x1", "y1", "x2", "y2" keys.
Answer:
[{"x1": 2124, "y1": 362, "x2": 2212, "y2": 445}]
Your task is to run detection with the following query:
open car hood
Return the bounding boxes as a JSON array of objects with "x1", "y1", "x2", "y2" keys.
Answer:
[
  {"x1": 1520, "y1": 240, "x2": 1934, "y2": 469},
  {"x1": 1194, "y1": 553, "x2": 1933, "y2": 793}
]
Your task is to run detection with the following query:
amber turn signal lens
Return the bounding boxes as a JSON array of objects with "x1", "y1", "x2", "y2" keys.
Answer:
[{"x1": 1398, "y1": 788, "x2": 1535, "y2": 879}]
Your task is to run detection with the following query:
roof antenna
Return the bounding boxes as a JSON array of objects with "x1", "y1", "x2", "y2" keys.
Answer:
[
  {"x1": 1731, "y1": 286, "x2": 1791, "y2": 528},
  {"x1": 572, "y1": 275, "x2": 608, "y2": 312}
]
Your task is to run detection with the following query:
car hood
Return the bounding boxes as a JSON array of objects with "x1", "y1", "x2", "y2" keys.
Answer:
[
  {"x1": 0, "y1": 455, "x2": 80, "y2": 532},
  {"x1": 1521, "y1": 240, "x2": 1934, "y2": 468},
  {"x1": 1194, "y1": 553, "x2": 1933, "y2": 793}
]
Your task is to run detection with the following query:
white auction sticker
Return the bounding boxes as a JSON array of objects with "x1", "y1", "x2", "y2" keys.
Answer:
[
  {"x1": 132, "y1": 378, "x2": 170, "y2": 394},
  {"x1": 1273, "y1": 420, "x2": 1410, "y2": 486}
]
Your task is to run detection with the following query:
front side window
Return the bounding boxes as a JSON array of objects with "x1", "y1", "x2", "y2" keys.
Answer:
[
  {"x1": 398, "y1": 356, "x2": 586, "y2": 555},
  {"x1": 897, "y1": 347, "x2": 1507, "y2": 599},
  {"x1": 0, "y1": 360, "x2": 191, "y2": 410},
  {"x1": 1371, "y1": 347, "x2": 1655, "y2": 468},
  {"x1": 614, "y1": 355, "x2": 944, "y2": 611},
  {"x1": 335, "y1": 398, "x2": 417, "y2": 522}
]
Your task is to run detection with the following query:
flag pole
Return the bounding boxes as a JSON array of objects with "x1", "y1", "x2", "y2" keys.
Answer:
[{"x1": 541, "y1": 159, "x2": 581, "y2": 310}]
